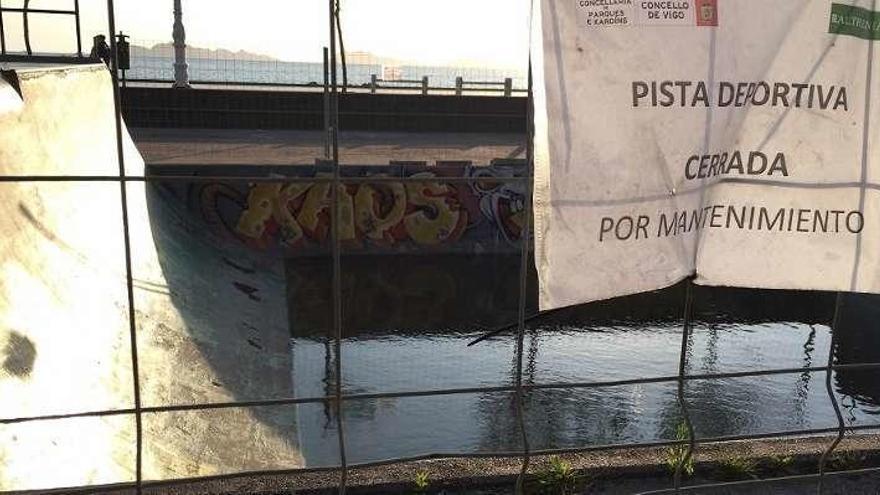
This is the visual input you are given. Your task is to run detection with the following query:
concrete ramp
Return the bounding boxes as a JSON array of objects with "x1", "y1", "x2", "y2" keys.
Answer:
[{"x1": 0, "y1": 65, "x2": 302, "y2": 492}]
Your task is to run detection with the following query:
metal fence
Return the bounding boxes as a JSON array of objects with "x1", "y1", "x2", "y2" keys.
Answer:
[
  {"x1": 0, "y1": 0, "x2": 85, "y2": 62},
  {"x1": 123, "y1": 39, "x2": 528, "y2": 96},
  {"x1": 3, "y1": 2, "x2": 880, "y2": 495}
]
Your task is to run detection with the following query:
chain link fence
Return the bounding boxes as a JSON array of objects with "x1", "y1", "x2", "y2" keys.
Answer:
[
  {"x1": 3, "y1": 2, "x2": 880, "y2": 495},
  {"x1": 123, "y1": 39, "x2": 527, "y2": 96}
]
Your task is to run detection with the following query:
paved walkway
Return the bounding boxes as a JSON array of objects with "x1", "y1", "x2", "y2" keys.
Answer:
[{"x1": 131, "y1": 128, "x2": 527, "y2": 166}]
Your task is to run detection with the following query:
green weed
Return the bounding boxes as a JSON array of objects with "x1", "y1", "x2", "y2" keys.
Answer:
[
  {"x1": 765, "y1": 454, "x2": 794, "y2": 473},
  {"x1": 665, "y1": 422, "x2": 695, "y2": 477},
  {"x1": 717, "y1": 455, "x2": 758, "y2": 480},
  {"x1": 533, "y1": 456, "x2": 584, "y2": 495},
  {"x1": 412, "y1": 470, "x2": 430, "y2": 493}
]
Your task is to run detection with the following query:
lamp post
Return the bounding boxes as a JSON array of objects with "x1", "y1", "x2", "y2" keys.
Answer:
[{"x1": 172, "y1": 0, "x2": 190, "y2": 88}]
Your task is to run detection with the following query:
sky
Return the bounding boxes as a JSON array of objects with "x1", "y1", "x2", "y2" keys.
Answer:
[{"x1": 2, "y1": 0, "x2": 532, "y2": 68}]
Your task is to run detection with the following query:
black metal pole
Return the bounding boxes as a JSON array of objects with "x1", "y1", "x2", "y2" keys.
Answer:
[
  {"x1": 329, "y1": 1, "x2": 347, "y2": 494},
  {"x1": 74, "y1": 0, "x2": 82, "y2": 57},
  {"x1": 0, "y1": 0, "x2": 6, "y2": 56},
  {"x1": 22, "y1": 0, "x2": 31, "y2": 55},
  {"x1": 513, "y1": 59, "x2": 535, "y2": 495},
  {"x1": 674, "y1": 278, "x2": 697, "y2": 491},
  {"x1": 334, "y1": 0, "x2": 347, "y2": 93},
  {"x1": 817, "y1": 293, "x2": 846, "y2": 494},
  {"x1": 106, "y1": 0, "x2": 143, "y2": 493},
  {"x1": 323, "y1": 46, "x2": 330, "y2": 160}
]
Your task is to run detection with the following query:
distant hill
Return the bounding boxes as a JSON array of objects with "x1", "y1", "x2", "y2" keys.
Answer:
[
  {"x1": 346, "y1": 51, "x2": 409, "y2": 66},
  {"x1": 346, "y1": 51, "x2": 517, "y2": 69},
  {"x1": 131, "y1": 43, "x2": 277, "y2": 61}
]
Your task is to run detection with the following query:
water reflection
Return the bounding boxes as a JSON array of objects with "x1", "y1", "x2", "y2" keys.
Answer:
[
  {"x1": 834, "y1": 293, "x2": 880, "y2": 418},
  {"x1": 295, "y1": 327, "x2": 852, "y2": 465},
  {"x1": 139, "y1": 171, "x2": 880, "y2": 469},
  {"x1": 289, "y1": 263, "x2": 880, "y2": 466}
]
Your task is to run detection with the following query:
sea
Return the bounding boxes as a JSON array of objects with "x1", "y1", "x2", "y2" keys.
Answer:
[{"x1": 127, "y1": 54, "x2": 528, "y2": 90}]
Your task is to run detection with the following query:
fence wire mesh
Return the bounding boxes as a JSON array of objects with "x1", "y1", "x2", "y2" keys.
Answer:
[
  {"x1": 123, "y1": 38, "x2": 527, "y2": 96},
  {"x1": 2, "y1": 2, "x2": 880, "y2": 495}
]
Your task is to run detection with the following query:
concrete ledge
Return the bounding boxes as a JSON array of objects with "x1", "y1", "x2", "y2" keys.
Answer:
[{"x1": 122, "y1": 88, "x2": 528, "y2": 133}]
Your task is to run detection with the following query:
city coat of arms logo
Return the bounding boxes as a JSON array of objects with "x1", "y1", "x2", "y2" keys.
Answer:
[{"x1": 696, "y1": 0, "x2": 719, "y2": 26}]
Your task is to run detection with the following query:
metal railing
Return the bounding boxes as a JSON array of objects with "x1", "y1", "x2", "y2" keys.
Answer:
[
  {"x1": 122, "y1": 38, "x2": 527, "y2": 96},
  {"x1": 366, "y1": 74, "x2": 520, "y2": 96},
  {"x1": 2, "y1": 2, "x2": 880, "y2": 495},
  {"x1": 369, "y1": 74, "x2": 429, "y2": 94},
  {"x1": 0, "y1": 0, "x2": 84, "y2": 62}
]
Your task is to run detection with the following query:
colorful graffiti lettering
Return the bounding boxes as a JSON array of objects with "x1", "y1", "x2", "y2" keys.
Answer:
[
  {"x1": 236, "y1": 174, "x2": 469, "y2": 248},
  {"x1": 189, "y1": 164, "x2": 527, "y2": 255}
]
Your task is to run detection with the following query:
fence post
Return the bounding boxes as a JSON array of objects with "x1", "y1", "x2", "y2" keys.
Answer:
[
  {"x1": 22, "y1": 0, "x2": 31, "y2": 55},
  {"x1": 323, "y1": 47, "x2": 330, "y2": 159},
  {"x1": 422, "y1": 76, "x2": 429, "y2": 96},
  {"x1": 0, "y1": 0, "x2": 6, "y2": 56},
  {"x1": 504, "y1": 77, "x2": 513, "y2": 97},
  {"x1": 818, "y1": 293, "x2": 847, "y2": 494},
  {"x1": 328, "y1": 0, "x2": 348, "y2": 493},
  {"x1": 455, "y1": 76, "x2": 463, "y2": 96},
  {"x1": 74, "y1": 0, "x2": 82, "y2": 56},
  {"x1": 370, "y1": 74, "x2": 377, "y2": 94}
]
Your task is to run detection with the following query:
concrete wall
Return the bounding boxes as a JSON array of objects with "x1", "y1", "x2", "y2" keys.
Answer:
[{"x1": 122, "y1": 87, "x2": 528, "y2": 133}]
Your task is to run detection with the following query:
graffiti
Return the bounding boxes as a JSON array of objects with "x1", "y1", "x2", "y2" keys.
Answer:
[
  {"x1": 469, "y1": 167, "x2": 527, "y2": 244},
  {"x1": 236, "y1": 173, "x2": 471, "y2": 248},
  {"x1": 158, "y1": 163, "x2": 527, "y2": 255}
]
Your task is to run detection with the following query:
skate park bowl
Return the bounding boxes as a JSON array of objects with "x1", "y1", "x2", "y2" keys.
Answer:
[
  {"x1": 0, "y1": 65, "x2": 304, "y2": 492},
  {"x1": 5, "y1": 63, "x2": 880, "y2": 494},
  {"x1": 0, "y1": 62, "x2": 531, "y2": 492}
]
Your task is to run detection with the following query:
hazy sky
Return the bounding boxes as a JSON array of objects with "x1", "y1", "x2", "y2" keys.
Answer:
[{"x1": 2, "y1": 0, "x2": 531, "y2": 68}]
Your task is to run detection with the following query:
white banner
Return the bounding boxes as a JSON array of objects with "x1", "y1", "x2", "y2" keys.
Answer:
[{"x1": 533, "y1": 0, "x2": 880, "y2": 310}]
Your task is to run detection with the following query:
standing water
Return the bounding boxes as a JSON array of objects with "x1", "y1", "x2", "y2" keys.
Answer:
[{"x1": 290, "y1": 286, "x2": 880, "y2": 467}]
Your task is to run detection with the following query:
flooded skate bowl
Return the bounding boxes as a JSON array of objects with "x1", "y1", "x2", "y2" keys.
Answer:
[{"x1": 5, "y1": 65, "x2": 880, "y2": 494}]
